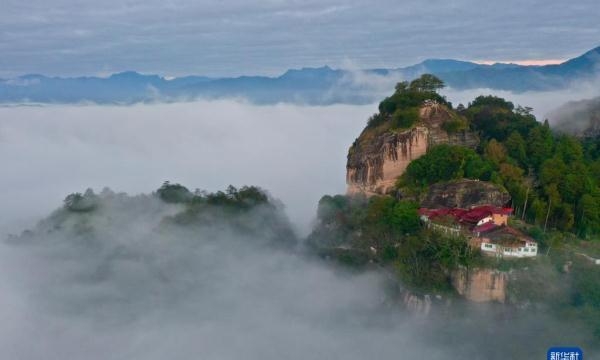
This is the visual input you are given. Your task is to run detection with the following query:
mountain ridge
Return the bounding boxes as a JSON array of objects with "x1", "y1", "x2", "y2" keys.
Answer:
[{"x1": 2, "y1": 46, "x2": 599, "y2": 105}]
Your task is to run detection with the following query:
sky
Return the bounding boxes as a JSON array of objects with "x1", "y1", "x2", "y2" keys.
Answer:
[{"x1": 2, "y1": 0, "x2": 600, "y2": 78}]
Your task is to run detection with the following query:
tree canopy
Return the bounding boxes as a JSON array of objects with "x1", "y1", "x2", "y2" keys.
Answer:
[{"x1": 374, "y1": 74, "x2": 449, "y2": 128}]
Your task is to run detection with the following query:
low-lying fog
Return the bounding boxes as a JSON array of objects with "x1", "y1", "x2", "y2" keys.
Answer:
[
  {"x1": 442, "y1": 82, "x2": 600, "y2": 121},
  {"x1": 1, "y1": 96, "x2": 598, "y2": 359},
  {"x1": 0, "y1": 100, "x2": 371, "y2": 236}
]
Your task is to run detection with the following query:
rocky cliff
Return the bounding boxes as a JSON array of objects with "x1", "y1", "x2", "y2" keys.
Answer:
[
  {"x1": 451, "y1": 266, "x2": 508, "y2": 303},
  {"x1": 347, "y1": 126, "x2": 429, "y2": 195},
  {"x1": 347, "y1": 102, "x2": 478, "y2": 196},
  {"x1": 421, "y1": 179, "x2": 511, "y2": 208}
]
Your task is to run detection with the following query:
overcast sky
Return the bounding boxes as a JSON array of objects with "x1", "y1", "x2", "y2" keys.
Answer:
[{"x1": 1, "y1": 0, "x2": 600, "y2": 77}]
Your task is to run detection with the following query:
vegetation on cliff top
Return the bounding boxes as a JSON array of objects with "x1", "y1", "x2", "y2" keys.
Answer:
[
  {"x1": 349, "y1": 74, "x2": 453, "y2": 150},
  {"x1": 375, "y1": 74, "x2": 449, "y2": 123}
]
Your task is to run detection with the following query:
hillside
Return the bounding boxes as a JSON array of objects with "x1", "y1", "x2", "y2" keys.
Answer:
[
  {"x1": 344, "y1": 75, "x2": 600, "y2": 238},
  {"x1": 439, "y1": 46, "x2": 600, "y2": 91}
]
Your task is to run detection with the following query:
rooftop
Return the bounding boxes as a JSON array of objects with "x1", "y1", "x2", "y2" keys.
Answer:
[{"x1": 419, "y1": 205, "x2": 512, "y2": 226}]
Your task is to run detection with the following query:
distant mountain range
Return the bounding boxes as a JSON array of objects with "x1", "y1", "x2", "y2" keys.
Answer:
[{"x1": 1, "y1": 46, "x2": 599, "y2": 105}]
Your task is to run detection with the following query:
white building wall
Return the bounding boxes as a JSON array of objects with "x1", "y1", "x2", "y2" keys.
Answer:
[{"x1": 480, "y1": 242, "x2": 537, "y2": 258}]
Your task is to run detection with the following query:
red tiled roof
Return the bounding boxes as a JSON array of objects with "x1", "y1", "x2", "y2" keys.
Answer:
[{"x1": 419, "y1": 205, "x2": 512, "y2": 224}]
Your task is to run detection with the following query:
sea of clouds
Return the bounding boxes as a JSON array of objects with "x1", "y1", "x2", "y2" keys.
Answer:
[{"x1": 1, "y1": 98, "x2": 597, "y2": 359}]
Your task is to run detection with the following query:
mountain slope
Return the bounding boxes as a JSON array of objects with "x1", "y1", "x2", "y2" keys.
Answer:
[{"x1": 439, "y1": 46, "x2": 600, "y2": 91}]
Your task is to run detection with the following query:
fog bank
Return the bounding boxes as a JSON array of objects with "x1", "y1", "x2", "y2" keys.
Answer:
[
  {"x1": 0, "y1": 100, "x2": 372, "y2": 236},
  {"x1": 1, "y1": 98, "x2": 598, "y2": 359},
  {"x1": 2, "y1": 189, "x2": 586, "y2": 360},
  {"x1": 442, "y1": 81, "x2": 600, "y2": 120}
]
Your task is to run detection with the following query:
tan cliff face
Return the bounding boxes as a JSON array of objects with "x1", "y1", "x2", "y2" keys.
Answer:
[
  {"x1": 347, "y1": 126, "x2": 429, "y2": 195},
  {"x1": 346, "y1": 102, "x2": 479, "y2": 196},
  {"x1": 451, "y1": 266, "x2": 507, "y2": 303}
]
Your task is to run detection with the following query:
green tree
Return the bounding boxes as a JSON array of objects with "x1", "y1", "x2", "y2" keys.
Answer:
[
  {"x1": 527, "y1": 126, "x2": 554, "y2": 169},
  {"x1": 400, "y1": 145, "x2": 488, "y2": 188},
  {"x1": 157, "y1": 181, "x2": 193, "y2": 203},
  {"x1": 577, "y1": 193, "x2": 600, "y2": 237},
  {"x1": 408, "y1": 74, "x2": 445, "y2": 93},
  {"x1": 485, "y1": 139, "x2": 508, "y2": 165},
  {"x1": 391, "y1": 108, "x2": 419, "y2": 129},
  {"x1": 556, "y1": 135, "x2": 584, "y2": 164},
  {"x1": 394, "y1": 81, "x2": 409, "y2": 92},
  {"x1": 469, "y1": 95, "x2": 514, "y2": 110},
  {"x1": 505, "y1": 131, "x2": 527, "y2": 165},
  {"x1": 391, "y1": 201, "x2": 420, "y2": 234}
]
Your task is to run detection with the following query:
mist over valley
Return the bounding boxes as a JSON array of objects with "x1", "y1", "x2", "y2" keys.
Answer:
[{"x1": 2, "y1": 1, "x2": 600, "y2": 357}]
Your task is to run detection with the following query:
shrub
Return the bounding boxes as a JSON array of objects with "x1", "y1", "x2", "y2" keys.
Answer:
[
  {"x1": 157, "y1": 181, "x2": 193, "y2": 203},
  {"x1": 391, "y1": 108, "x2": 419, "y2": 129}
]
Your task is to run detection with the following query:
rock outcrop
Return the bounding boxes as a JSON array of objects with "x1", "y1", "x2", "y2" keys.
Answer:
[
  {"x1": 347, "y1": 102, "x2": 478, "y2": 196},
  {"x1": 347, "y1": 126, "x2": 429, "y2": 195},
  {"x1": 451, "y1": 266, "x2": 507, "y2": 303},
  {"x1": 421, "y1": 179, "x2": 511, "y2": 209}
]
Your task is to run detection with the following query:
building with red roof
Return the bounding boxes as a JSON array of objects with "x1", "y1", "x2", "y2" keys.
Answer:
[{"x1": 419, "y1": 205, "x2": 536, "y2": 258}]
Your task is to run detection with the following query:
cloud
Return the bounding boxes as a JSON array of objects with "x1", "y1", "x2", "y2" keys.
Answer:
[
  {"x1": 546, "y1": 96, "x2": 600, "y2": 135},
  {"x1": 1, "y1": 170, "x2": 594, "y2": 360},
  {"x1": 0, "y1": 191, "x2": 396, "y2": 360},
  {"x1": 1, "y1": 1, "x2": 599, "y2": 77}
]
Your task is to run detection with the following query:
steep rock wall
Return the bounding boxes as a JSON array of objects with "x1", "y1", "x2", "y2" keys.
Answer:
[
  {"x1": 451, "y1": 266, "x2": 507, "y2": 303},
  {"x1": 346, "y1": 102, "x2": 479, "y2": 196},
  {"x1": 347, "y1": 127, "x2": 429, "y2": 195}
]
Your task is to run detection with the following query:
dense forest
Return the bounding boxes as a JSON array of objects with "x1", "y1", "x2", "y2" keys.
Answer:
[
  {"x1": 464, "y1": 95, "x2": 600, "y2": 237},
  {"x1": 373, "y1": 75, "x2": 600, "y2": 238},
  {"x1": 314, "y1": 76, "x2": 600, "y2": 264}
]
